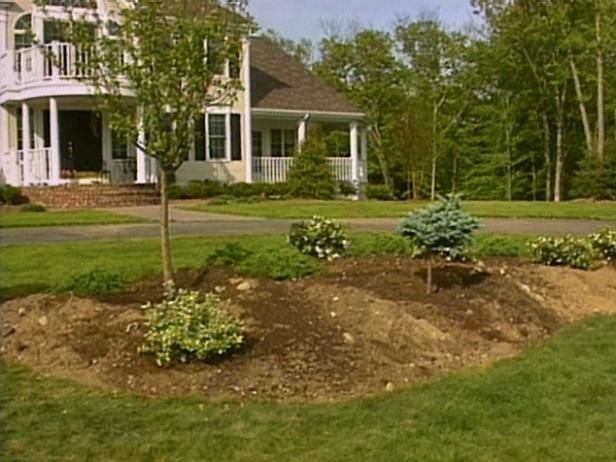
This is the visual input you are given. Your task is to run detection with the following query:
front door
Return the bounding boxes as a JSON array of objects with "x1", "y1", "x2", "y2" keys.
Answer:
[{"x1": 44, "y1": 110, "x2": 103, "y2": 176}]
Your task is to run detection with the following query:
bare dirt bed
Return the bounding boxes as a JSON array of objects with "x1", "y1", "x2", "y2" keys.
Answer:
[{"x1": 2, "y1": 257, "x2": 616, "y2": 402}]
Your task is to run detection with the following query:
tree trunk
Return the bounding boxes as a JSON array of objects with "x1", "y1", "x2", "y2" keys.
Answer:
[
  {"x1": 569, "y1": 57, "x2": 594, "y2": 156},
  {"x1": 159, "y1": 168, "x2": 174, "y2": 283},
  {"x1": 531, "y1": 151, "x2": 537, "y2": 202},
  {"x1": 430, "y1": 156, "x2": 437, "y2": 201},
  {"x1": 596, "y1": 11, "x2": 605, "y2": 161},
  {"x1": 369, "y1": 127, "x2": 394, "y2": 193},
  {"x1": 554, "y1": 91, "x2": 566, "y2": 203},
  {"x1": 426, "y1": 257, "x2": 433, "y2": 295},
  {"x1": 505, "y1": 122, "x2": 513, "y2": 201},
  {"x1": 411, "y1": 168, "x2": 418, "y2": 200},
  {"x1": 431, "y1": 102, "x2": 439, "y2": 201},
  {"x1": 451, "y1": 153, "x2": 458, "y2": 194},
  {"x1": 542, "y1": 113, "x2": 552, "y2": 202}
]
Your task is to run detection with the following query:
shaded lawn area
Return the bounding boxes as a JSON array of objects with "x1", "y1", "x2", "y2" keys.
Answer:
[
  {"x1": 3, "y1": 314, "x2": 616, "y2": 461},
  {"x1": 0, "y1": 233, "x2": 529, "y2": 300},
  {"x1": 185, "y1": 199, "x2": 616, "y2": 220},
  {"x1": 0, "y1": 209, "x2": 148, "y2": 228}
]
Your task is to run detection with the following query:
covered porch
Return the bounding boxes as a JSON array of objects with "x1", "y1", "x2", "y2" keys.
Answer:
[
  {"x1": 249, "y1": 111, "x2": 368, "y2": 186},
  {"x1": 0, "y1": 97, "x2": 156, "y2": 186}
]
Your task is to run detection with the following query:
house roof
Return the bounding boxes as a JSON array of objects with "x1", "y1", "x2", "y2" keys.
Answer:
[{"x1": 250, "y1": 37, "x2": 362, "y2": 116}]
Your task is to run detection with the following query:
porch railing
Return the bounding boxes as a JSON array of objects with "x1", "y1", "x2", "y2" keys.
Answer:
[
  {"x1": 109, "y1": 158, "x2": 137, "y2": 185},
  {"x1": 2, "y1": 149, "x2": 52, "y2": 185},
  {"x1": 252, "y1": 157, "x2": 355, "y2": 184}
]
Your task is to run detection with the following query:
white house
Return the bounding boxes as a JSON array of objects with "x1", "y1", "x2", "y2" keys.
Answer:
[{"x1": 0, "y1": 0, "x2": 368, "y2": 189}]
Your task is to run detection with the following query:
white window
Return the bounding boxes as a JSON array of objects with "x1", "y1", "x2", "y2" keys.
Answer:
[{"x1": 208, "y1": 114, "x2": 226, "y2": 160}]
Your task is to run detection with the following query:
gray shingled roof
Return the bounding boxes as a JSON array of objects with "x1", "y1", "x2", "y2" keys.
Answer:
[{"x1": 250, "y1": 37, "x2": 362, "y2": 115}]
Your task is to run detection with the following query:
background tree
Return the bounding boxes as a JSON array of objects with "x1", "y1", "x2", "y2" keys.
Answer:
[
  {"x1": 262, "y1": 29, "x2": 314, "y2": 66},
  {"x1": 48, "y1": 0, "x2": 250, "y2": 282}
]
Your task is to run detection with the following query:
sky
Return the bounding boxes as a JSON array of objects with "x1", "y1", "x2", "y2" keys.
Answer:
[{"x1": 249, "y1": 0, "x2": 476, "y2": 42}]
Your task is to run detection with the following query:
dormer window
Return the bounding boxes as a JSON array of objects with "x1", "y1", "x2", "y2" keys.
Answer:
[{"x1": 14, "y1": 14, "x2": 33, "y2": 50}]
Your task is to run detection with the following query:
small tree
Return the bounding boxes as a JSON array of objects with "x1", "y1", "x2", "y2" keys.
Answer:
[
  {"x1": 41, "y1": 0, "x2": 250, "y2": 283},
  {"x1": 399, "y1": 194, "x2": 480, "y2": 294},
  {"x1": 287, "y1": 137, "x2": 337, "y2": 199}
]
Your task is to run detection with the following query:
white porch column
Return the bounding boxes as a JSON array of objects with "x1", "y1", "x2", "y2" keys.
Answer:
[
  {"x1": 22, "y1": 103, "x2": 33, "y2": 185},
  {"x1": 0, "y1": 104, "x2": 8, "y2": 183},
  {"x1": 298, "y1": 116, "x2": 308, "y2": 151},
  {"x1": 243, "y1": 39, "x2": 253, "y2": 183},
  {"x1": 136, "y1": 114, "x2": 147, "y2": 184},
  {"x1": 0, "y1": 6, "x2": 8, "y2": 55},
  {"x1": 350, "y1": 121, "x2": 359, "y2": 185},
  {"x1": 49, "y1": 98, "x2": 61, "y2": 185}
]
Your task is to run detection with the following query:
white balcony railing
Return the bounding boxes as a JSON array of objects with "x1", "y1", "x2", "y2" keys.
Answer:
[
  {"x1": 0, "y1": 42, "x2": 93, "y2": 90},
  {"x1": 252, "y1": 157, "x2": 355, "y2": 184}
]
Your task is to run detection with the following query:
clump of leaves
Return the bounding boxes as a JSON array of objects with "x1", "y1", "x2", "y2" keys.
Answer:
[
  {"x1": 289, "y1": 216, "x2": 349, "y2": 261},
  {"x1": 62, "y1": 270, "x2": 125, "y2": 296},
  {"x1": 287, "y1": 137, "x2": 337, "y2": 199},
  {"x1": 399, "y1": 194, "x2": 480, "y2": 294},
  {"x1": 528, "y1": 235, "x2": 597, "y2": 270},
  {"x1": 205, "y1": 242, "x2": 253, "y2": 267},
  {"x1": 589, "y1": 228, "x2": 616, "y2": 264},
  {"x1": 140, "y1": 285, "x2": 244, "y2": 367},
  {"x1": 237, "y1": 245, "x2": 320, "y2": 280}
]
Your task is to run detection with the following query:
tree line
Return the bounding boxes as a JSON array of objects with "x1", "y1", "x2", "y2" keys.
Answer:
[{"x1": 267, "y1": 0, "x2": 616, "y2": 201}]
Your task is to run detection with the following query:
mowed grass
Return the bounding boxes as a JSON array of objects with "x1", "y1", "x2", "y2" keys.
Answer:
[
  {"x1": 0, "y1": 233, "x2": 530, "y2": 300},
  {"x1": 187, "y1": 199, "x2": 616, "y2": 220},
  {"x1": 0, "y1": 209, "x2": 148, "y2": 228},
  {"x1": 3, "y1": 314, "x2": 616, "y2": 461}
]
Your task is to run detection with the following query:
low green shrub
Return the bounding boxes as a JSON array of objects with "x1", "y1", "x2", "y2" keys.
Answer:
[
  {"x1": 205, "y1": 242, "x2": 253, "y2": 267},
  {"x1": 168, "y1": 181, "x2": 292, "y2": 201},
  {"x1": 399, "y1": 194, "x2": 480, "y2": 261},
  {"x1": 0, "y1": 185, "x2": 28, "y2": 205},
  {"x1": 347, "y1": 233, "x2": 416, "y2": 257},
  {"x1": 366, "y1": 184, "x2": 394, "y2": 201},
  {"x1": 19, "y1": 203, "x2": 46, "y2": 213},
  {"x1": 62, "y1": 270, "x2": 125, "y2": 296},
  {"x1": 338, "y1": 181, "x2": 357, "y2": 197},
  {"x1": 140, "y1": 286, "x2": 244, "y2": 367},
  {"x1": 528, "y1": 235, "x2": 597, "y2": 270},
  {"x1": 237, "y1": 245, "x2": 320, "y2": 280},
  {"x1": 289, "y1": 216, "x2": 349, "y2": 261},
  {"x1": 590, "y1": 228, "x2": 616, "y2": 263}
]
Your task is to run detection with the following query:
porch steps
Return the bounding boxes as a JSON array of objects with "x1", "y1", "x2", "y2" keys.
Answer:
[{"x1": 21, "y1": 185, "x2": 160, "y2": 209}]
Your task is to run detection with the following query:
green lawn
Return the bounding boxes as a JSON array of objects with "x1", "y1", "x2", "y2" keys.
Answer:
[
  {"x1": 3, "y1": 313, "x2": 616, "y2": 461},
  {"x1": 186, "y1": 199, "x2": 616, "y2": 220},
  {"x1": 0, "y1": 233, "x2": 529, "y2": 300},
  {"x1": 0, "y1": 209, "x2": 148, "y2": 228}
]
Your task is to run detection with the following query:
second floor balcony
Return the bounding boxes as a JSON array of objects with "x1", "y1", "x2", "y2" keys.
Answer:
[{"x1": 0, "y1": 42, "x2": 103, "y2": 102}]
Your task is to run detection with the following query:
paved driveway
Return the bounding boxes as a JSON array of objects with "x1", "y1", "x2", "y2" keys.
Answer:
[{"x1": 1, "y1": 206, "x2": 615, "y2": 246}]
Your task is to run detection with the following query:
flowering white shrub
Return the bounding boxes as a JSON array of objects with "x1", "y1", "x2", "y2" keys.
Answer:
[
  {"x1": 590, "y1": 228, "x2": 616, "y2": 263},
  {"x1": 528, "y1": 235, "x2": 596, "y2": 270},
  {"x1": 289, "y1": 216, "x2": 350, "y2": 261},
  {"x1": 139, "y1": 285, "x2": 244, "y2": 367}
]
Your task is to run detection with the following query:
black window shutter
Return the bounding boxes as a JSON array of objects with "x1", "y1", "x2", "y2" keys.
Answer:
[
  {"x1": 231, "y1": 114, "x2": 242, "y2": 161},
  {"x1": 194, "y1": 114, "x2": 206, "y2": 161}
]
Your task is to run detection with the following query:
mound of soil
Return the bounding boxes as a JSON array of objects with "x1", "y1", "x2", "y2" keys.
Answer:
[{"x1": 2, "y1": 257, "x2": 615, "y2": 401}]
